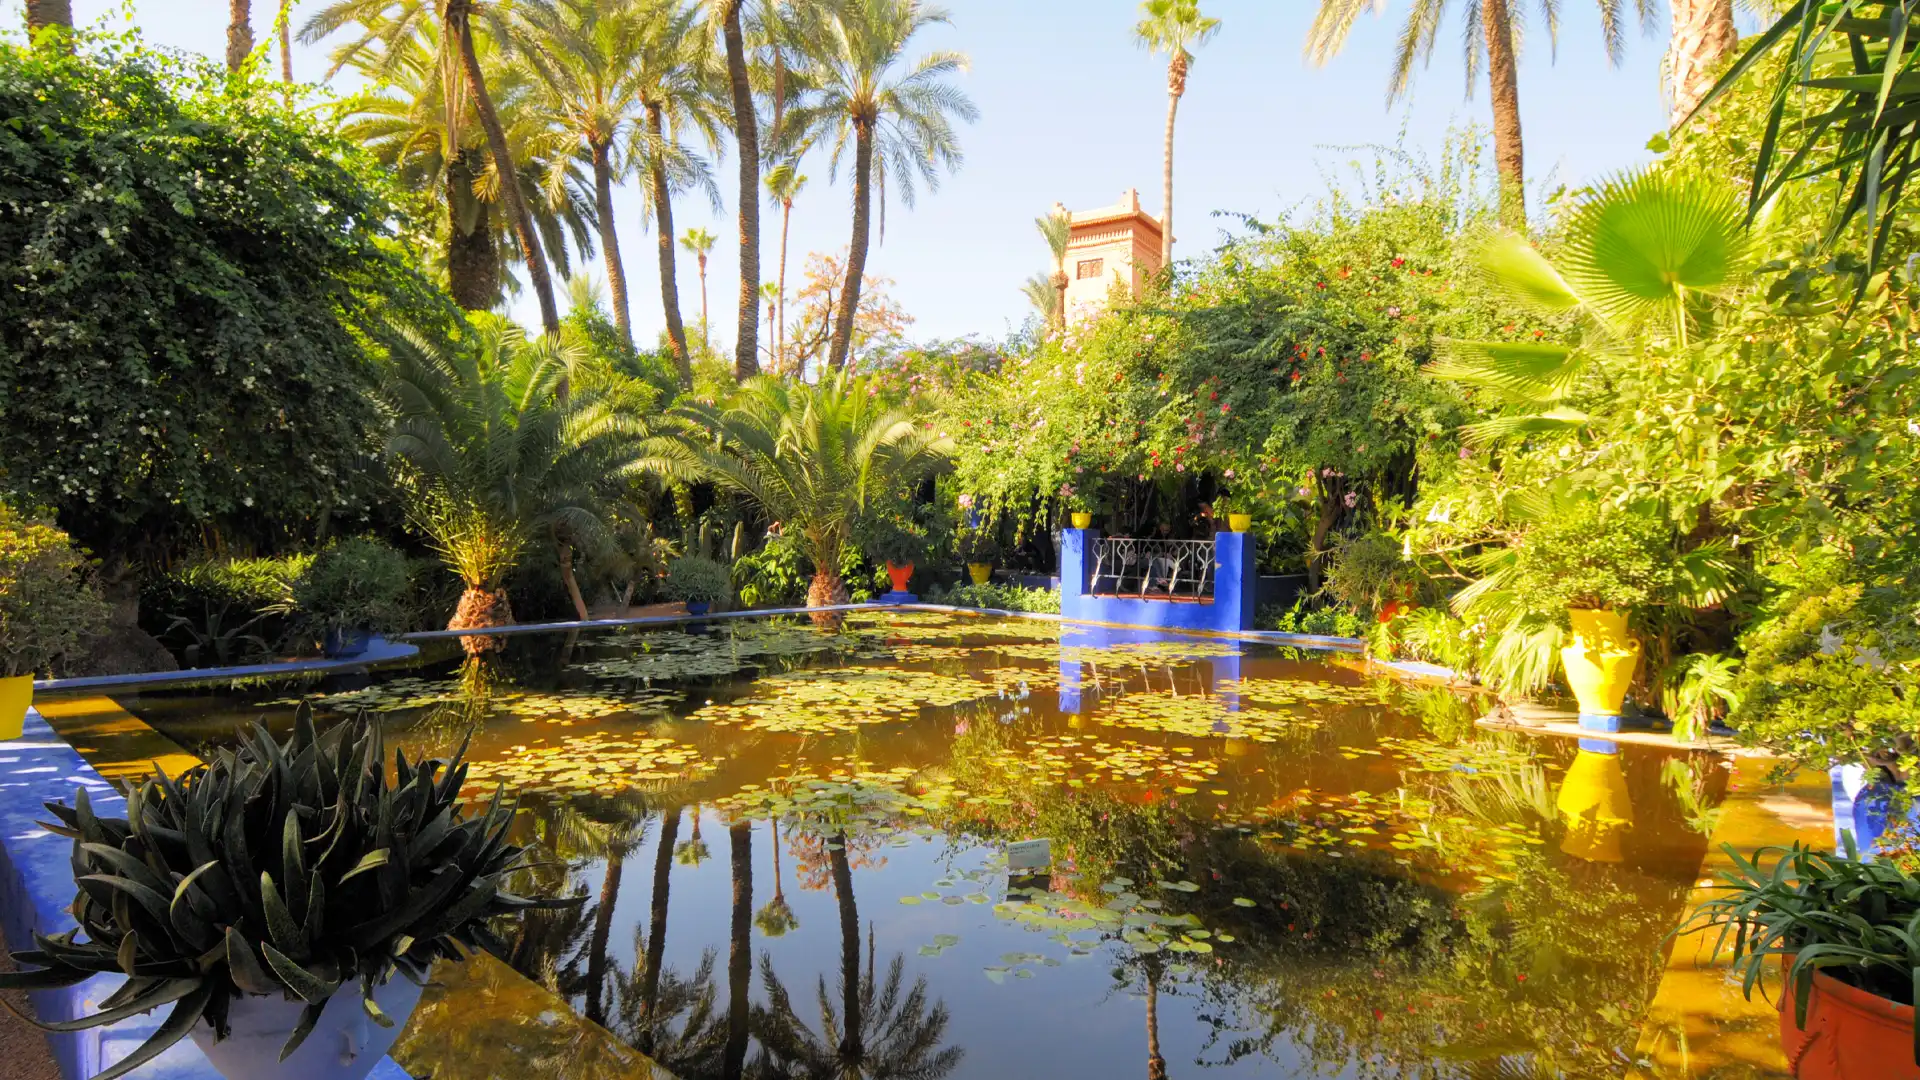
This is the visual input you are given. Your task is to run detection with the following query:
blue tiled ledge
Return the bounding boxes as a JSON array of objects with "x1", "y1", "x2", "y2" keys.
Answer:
[{"x1": 0, "y1": 709, "x2": 410, "y2": 1080}]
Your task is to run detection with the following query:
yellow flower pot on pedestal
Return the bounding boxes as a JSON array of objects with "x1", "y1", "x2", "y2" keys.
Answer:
[
  {"x1": 0, "y1": 673, "x2": 32, "y2": 741},
  {"x1": 1227, "y1": 513, "x2": 1252, "y2": 533},
  {"x1": 1070, "y1": 512, "x2": 1093, "y2": 529},
  {"x1": 967, "y1": 563, "x2": 992, "y2": 586},
  {"x1": 1556, "y1": 748, "x2": 1634, "y2": 862},
  {"x1": 1560, "y1": 608, "x2": 1640, "y2": 717}
]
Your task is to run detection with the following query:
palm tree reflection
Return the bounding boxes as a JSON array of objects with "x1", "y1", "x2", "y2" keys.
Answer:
[{"x1": 753, "y1": 830, "x2": 963, "y2": 1080}]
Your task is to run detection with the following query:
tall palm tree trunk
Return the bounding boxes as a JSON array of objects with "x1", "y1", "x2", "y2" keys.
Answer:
[
  {"x1": 1158, "y1": 55, "x2": 1183, "y2": 273},
  {"x1": 1481, "y1": 0, "x2": 1527, "y2": 228},
  {"x1": 644, "y1": 104, "x2": 693, "y2": 388},
  {"x1": 829, "y1": 122, "x2": 876, "y2": 372},
  {"x1": 590, "y1": 139, "x2": 634, "y2": 346},
  {"x1": 777, "y1": 198, "x2": 793, "y2": 375},
  {"x1": 584, "y1": 846, "x2": 624, "y2": 1026},
  {"x1": 723, "y1": 821, "x2": 753, "y2": 1080},
  {"x1": 450, "y1": 2, "x2": 562, "y2": 337},
  {"x1": 447, "y1": 149, "x2": 499, "y2": 311},
  {"x1": 1051, "y1": 268, "x2": 1069, "y2": 333},
  {"x1": 829, "y1": 831, "x2": 863, "y2": 1067},
  {"x1": 1668, "y1": 0, "x2": 1737, "y2": 127},
  {"x1": 227, "y1": 0, "x2": 253, "y2": 72},
  {"x1": 721, "y1": 1, "x2": 761, "y2": 381},
  {"x1": 1145, "y1": 966, "x2": 1167, "y2": 1080},
  {"x1": 636, "y1": 808, "x2": 680, "y2": 1056},
  {"x1": 25, "y1": 0, "x2": 72, "y2": 38},
  {"x1": 278, "y1": 1, "x2": 293, "y2": 83},
  {"x1": 697, "y1": 255, "x2": 710, "y2": 347},
  {"x1": 557, "y1": 537, "x2": 589, "y2": 621}
]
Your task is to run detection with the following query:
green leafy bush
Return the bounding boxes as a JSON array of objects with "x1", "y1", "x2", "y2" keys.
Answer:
[
  {"x1": 1321, "y1": 531, "x2": 1420, "y2": 616},
  {"x1": 1508, "y1": 507, "x2": 1674, "y2": 614},
  {"x1": 294, "y1": 538, "x2": 411, "y2": 634},
  {"x1": 857, "y1": 508, "x2": 928, "y2": 567},
  {"x1": 663, "y1": 555, "x2": 732, "y2": 607},
  {"x1": 143, "y1": 553, "x2": 311, "y2": 666},
  {"x1": 0, "y1": 504, "x2": 110, "y2": 677},
  {"x1": 1262, "y1": 599, "x2": 1365, "y2": 639},
  {"x1": 733, "y1": 536, "x2": 809, "y2": 609},
  {"x1": 930, "y1": 582, "x2": 1061, "y2": 614},
  {"x1": 0, "y1": 708, "x2": 575, "y2": 1078}
]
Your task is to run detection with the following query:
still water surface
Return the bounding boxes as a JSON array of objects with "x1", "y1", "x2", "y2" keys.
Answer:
[{"x1": 109, "y1": 613, "x2": 1721, "y2": 1080}]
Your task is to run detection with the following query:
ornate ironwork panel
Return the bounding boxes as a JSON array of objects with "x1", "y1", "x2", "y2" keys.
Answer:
[{"x1": 1090, "y1": 537, "x2": 1216, "y2": 600}]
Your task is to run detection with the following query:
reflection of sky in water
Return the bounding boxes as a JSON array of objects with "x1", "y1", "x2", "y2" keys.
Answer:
[{"x1": 94, "y1": 613, "x2": 1724, "y2": 1079}]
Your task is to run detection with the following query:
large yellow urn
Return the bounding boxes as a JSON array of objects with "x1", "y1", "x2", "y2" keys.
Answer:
[
  {"x1": 1556, "y1": 747, "x2": 1634, "y2": 862},
  {"x1": 1560, "y1": 608, "x2": 1641, "y2": 719},
  {"x1": 0, "y1": 673, "x2": 31, "y2": 741}
]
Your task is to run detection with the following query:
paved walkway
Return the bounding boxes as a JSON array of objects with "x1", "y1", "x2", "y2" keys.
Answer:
[{"x1": 0, "y1": 928, "x2": 64, "y2": 1080}]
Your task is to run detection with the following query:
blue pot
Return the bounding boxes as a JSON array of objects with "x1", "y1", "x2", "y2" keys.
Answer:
[
  {"x1": 685, "y1": 601, "x2": 711, "y2": 616},
  {"x1": 323, "y1": 627, "x2": 371, "y2": 659},
  {"x1": 1831, "y1": 764, "x2": 1920, "y2": 860}
]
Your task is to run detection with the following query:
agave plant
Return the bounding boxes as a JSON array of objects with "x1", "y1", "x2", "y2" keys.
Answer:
[{"x1": 0, "y1": 706, "x2": 574, "y2": 1080}]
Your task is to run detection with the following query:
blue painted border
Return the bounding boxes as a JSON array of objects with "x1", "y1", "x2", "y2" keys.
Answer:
[{"x1": 0, "y1": 709, "x2": 411, "y2": 1080}]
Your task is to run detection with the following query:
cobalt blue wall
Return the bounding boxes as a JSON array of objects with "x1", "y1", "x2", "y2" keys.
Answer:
[{"x1": 1059, "y1": 528, "x2": 1259, "y2": 634}]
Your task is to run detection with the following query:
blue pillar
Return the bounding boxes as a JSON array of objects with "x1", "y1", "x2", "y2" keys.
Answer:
[
  {"x1": 1060, "y1": 527, "x2": 1096, "y2": 625},
  {"x1": 1212, "y1": 530, "x2": 1259, "y2": 632}
]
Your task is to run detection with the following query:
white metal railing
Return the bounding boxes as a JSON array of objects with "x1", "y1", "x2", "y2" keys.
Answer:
[{"x1": 1090, "y1": 537, "x2": 1216, "y2": 601}]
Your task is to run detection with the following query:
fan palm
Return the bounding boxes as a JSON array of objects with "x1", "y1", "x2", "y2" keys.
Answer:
[
  {"x1": 1036, "y1": 206, "x2": 1070, "y2": 332},
  {"x1": 767, "y1": 161, "x2": 810, "y2": 374},
  {"x1": 1134, "y1": 0, "x2": 1218, "y2": 274},
  {"x1": 1430, "y1": 168, "x2": 1749, "y2": 445},
  {"x1": 326, "y1": 15, "x2": 595, "y2": 311},
  {"x1": 381, "y1": 315, "x2": 651, "y2": 645},
  {"x1": 779, "y1": 0, "x2": 977, "y2": 372},
  {"x1": 304, "y1": 0, "x2": 564, "y2": 335},
  {"x1": 511, "y1": 0, "x2": 657, "y2": 346},
  {"x1": 683, "y1": 226, "x2": 718, "y2": 348},
  {"x1": 1306, "y1": 0, "x2": 1655, "y2": 227},
  {"x1": 627, "y1": 0, "x2": 726, "y2": 389},
  {"x1": 638, "y1": 374, "x2": 951, "y2": 610}
]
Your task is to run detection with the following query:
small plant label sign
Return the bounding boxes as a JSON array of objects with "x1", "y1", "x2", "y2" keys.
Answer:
[{"x1": 1007, "y1": 838, "x2": 1051, "y2": 871}]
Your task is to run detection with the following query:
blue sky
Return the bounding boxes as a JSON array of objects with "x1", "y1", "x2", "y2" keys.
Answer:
[{"x1": 23, "y1": 2, "x2": 1763, "y2": 345}]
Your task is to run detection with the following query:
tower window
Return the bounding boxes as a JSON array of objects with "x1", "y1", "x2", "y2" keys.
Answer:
[{"x1": 1075, "y1": 258, "x2": 1105, "y2": 280}]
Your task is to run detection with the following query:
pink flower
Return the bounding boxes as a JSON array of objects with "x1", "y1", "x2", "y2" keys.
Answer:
[
  {"x1": 1176, "y1": 463, "x2": 1185, "y2": 472},
  {"x1": 1343, "y1": 492, "x2": 1359, "y2": 508},
  {"x1": 1224, "y1": 468, "x2": 1235, "y2": 478},
  {"x1": 958, "y1": 493, "x2": 975, "y2": 509}
]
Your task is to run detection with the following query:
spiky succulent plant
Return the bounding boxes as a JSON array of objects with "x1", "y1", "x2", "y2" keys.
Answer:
[{"x1": 0, "y1": 705, "x2": 573, "y2": 1080}]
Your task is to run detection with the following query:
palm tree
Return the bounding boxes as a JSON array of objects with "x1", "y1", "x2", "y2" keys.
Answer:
[
  {"x1": 1036, "y1": 206, "x2": 1070, "y2": 332},
  {"x1": 324, "y1": 15, "x2": 595, "y2": 313},
  {"x1": 1305, "y1": 0, "x2": 1651, "y2": 228},
  {"x1": 638, "y1": 374, "x2": 951, "y2": 610},
  {"x1": 24, "y1": 1, "x2": 72, "y2": 39},
  {"x1": 766, "y1": 161, "x2": 809, "y2": 374},
  {"x1": 682, "y1": 227, "x2": 718, "y2": 348},
  {"x1": 1019, "y1": 272, "x2": 1059, "y2": 328},
  {"x1": 753, "y1": 832, "x2": 963, "y2": 1079},
  {"x1": 1133, "y1": 0, "x2": 1217, "y2": 274},
  {"x1": 306, "y1": 0, "x2": 564, "y2": 335},
  {"x1": 229, "y1": 0, "x2": 255, "y2": 71},
  {"x1": 753, "y1": 819, "x2": 799, "y2": 937},
  {"x1": 714, "y1": 0, "x2": 763, "y2": 382},
  {"x1": 1666, "y1": 0, "x2": 1735, "y2": 128},
  {"x1": 780, "y1": 0, "x2": 977, "y2": 372},
  {"x1": 628, "y1": 0, "x2": 724, "y2": 390},
  {"x1": 278, "y1": 1, "x2": 296, "y2": 82},
  {"x1": 513, "y1": 0, "x2": 653, "y2": 347},
  {"x1": 380, "y1": 315, "x2": 651, "y2": 643},
  {"x1": 632, "y1": 807, "x2": 683, "y2": 1057}
]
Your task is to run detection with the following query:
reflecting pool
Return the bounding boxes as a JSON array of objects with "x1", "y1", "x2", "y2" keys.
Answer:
[{"x1": 97, "y1": 612, "x2": 1724, "y2": 1079}]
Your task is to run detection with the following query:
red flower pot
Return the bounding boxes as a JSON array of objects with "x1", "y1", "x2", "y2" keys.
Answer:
[
  {"x1": 886, "y1": 562, "x2": 914, "y2": 593},
  {"x1": 1780, "y1": 965, "x2": 1920, "y2": 1079}
]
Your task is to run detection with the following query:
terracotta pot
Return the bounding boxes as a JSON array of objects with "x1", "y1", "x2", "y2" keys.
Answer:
[
  {"x1": 967, "y1": 563, "x2": 992, "y2": 586},
  {"x1": 1779, "y1": 964, "x2": 1920, "y2": 1079},
  {"x1": 1070, "y1": 512, "x2": 1093, "y2": 529},
  {"x1": 887, "y1": 562, "x2": 914, "y2": 592},
  {"x1": 1560, "y1": 608, "x2": 1641, "y2": 717},
  {"x1": 1227, "y1": 513, "x2": 1252, "y2": 533},
  {"x1": 0, "y1": 673, "x2": 30, "y2": 740}
]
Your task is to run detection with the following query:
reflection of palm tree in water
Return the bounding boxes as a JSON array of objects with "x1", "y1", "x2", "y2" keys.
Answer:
[
  {"x1": 678, "y1": 803, "x2": 713, "y2": 866},
  {"x1": 723, "y1": 821, "x2": 753, "y2": 1079},
  {"x1": 1144, "y1": 957, "x2": 1168, "y2": 1080},
  {"x1": 755, "y1": 829, "x2": 963, "y2": 1079},
  {"x1": 755, "y1": 819, "x2": 799, "y2": 938}
]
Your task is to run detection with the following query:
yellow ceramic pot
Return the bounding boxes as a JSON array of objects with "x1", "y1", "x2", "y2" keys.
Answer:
[
  {"x1": 1560, "y1": 608, "x2": 1641, "y2": 716},
  {"x1": 0, "y1": 673, "x2": 31, "y2": 741},
  {"x1": 1227, "y1": 513, "x2": 1252, "y2": 533},
  {"x1": 967, "y1": 563, "x2": 992, "y2": 586},
  {"x1": 1556, "y1": 748, "x2": 1634, "y2": 862},
  {"x1": 1070, "y1": 512, "x2": 1093, "y2": 529}
]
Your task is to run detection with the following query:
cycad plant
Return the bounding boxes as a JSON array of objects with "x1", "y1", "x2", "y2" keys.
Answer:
[
  {"x1": 638, "y1": 374, "x2": 950, "y2": 610},
  {"x1": 382, "y1": 316, "x2": 650, "y2": 644}
]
